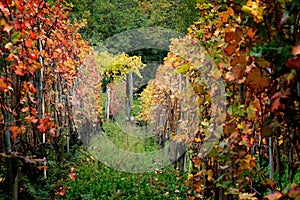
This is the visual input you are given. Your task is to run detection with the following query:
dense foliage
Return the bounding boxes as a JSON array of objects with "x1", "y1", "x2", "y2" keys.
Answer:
[
  {"x1": 139, "y1": 0, "x2": 300, "y2": 199},
  {"x1": 0, "y1": 0, "x2": 102, "y2": 198}
]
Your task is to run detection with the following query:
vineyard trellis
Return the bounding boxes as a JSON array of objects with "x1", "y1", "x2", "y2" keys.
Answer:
[{"x1": 139, "y1": 1, "x2": 300, "y2": 198}]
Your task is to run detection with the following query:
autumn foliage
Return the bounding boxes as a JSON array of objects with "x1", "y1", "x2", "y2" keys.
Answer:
[
  {"x1": 0, "y1": 0, "x2": 102, "y2": 197},
  {"x1": 139, "y1": 0, "x2": 300, "y2": 198}
]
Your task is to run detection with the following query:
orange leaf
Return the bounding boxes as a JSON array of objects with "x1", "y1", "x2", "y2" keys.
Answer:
[
  {"x1": 10, "y1": 126, "x2": 19, "y2": 139},
  {"x1": 247, "y1": 27, "x2": 257, "y2": 39},
  {"x1": 15, "y1": 67, "x2": 25, "y2": 76},
  {"x1": 25, "y1": 39, "x2": 33, "y2": 48},
  {"x1": 0, "y1": 78, "x2": 8, "y2": 93},
  {"x1": 6, "y1": 53, "x2": 15, "y2": 61},
  {"x1": 219, "y1": 7, "x2": 234, "y2": 23}
]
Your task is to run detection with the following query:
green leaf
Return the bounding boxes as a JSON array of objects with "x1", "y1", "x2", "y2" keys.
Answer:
[
  {"x1": 11, "y1": 31, "x2": 23, "y2": 44},
  {"x1": 176, "y1": 63, "x2": 190, "y2": 74},
  {"x1": 200, "y1": 121, "x2": 209, "y2": 126}
]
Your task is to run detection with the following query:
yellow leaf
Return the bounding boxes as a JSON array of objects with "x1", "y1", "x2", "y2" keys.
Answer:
[
  {"x1": 207, "y1": 169, "x2": 213, "y2": 181},
  {"x1": 242, "y1": 0, "x2": 265, "y2": 23}
]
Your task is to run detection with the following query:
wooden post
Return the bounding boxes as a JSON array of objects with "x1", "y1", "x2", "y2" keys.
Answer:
[{"x1": 125, "y1": 72, "x2": 133, "y2": 122}]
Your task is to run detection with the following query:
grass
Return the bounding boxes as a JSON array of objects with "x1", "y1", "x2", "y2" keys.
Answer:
[
  {"x1": 60, "y1": 95, "x2": 191, "y2": 199},
  {"x1": 60, "y1": 148, "x2": 190, "y2": 200}
]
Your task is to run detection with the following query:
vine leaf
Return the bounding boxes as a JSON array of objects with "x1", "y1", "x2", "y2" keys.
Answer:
[
  {"x1": 241, "y1": 0, "x2": 265, "y2": 23},
  {"x1": 292, "y1": 45, "x2": 300, "y2": 55},
  {"x1": 246, "y1": 68, "x2": 270, "y2": 93},
  {"x1": 219, "y1": 7, "x2": 234, "y2": 23},
  {"x1": 224, "y1": 43, "x2": 236, "y2": 56},
  {"x1": 286, "y1": 55, "x2": 300, "y2": 70},
  {"x1": 239, "y1": 193, "x2": 257, "y2": 200},
  {"x1": 264, "y1": 191, "x2": 284, "y2": 200},
  {"x1": 230, "y1": 51, "x2": 247, "y2": 79},
  {"x1": 260, "y1": 177, "x2": 276, "y2": 190},
  {"x1": 287, "y1": 185, "x2": 300, "y2": 199},
  {"x1": 271, "y1": 90, "x2": 290, "y2": 112}
]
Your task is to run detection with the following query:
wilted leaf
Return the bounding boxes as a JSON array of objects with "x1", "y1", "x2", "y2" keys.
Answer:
[
  {"x1": 261, "y1": 126, "x2": 272, "y2": 137},
  {"x1": 255, "y1": 58, "x2": 271, "y2": 68},
  {"x1": 270, "y1": 90, "x2": 290, "y2": 112}
]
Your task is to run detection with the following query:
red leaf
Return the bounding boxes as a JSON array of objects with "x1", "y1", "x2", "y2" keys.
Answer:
[
  {"x1": 30, "y1": 31, "x2": 37, "y2": 40},
  {"x1": 37, "y1": 123, "x2": 48, "y2": 133},
  {"x1": 286, "y1": 56, "x2": 300, "y2": 70},
  {"x1": 29, "y1": 52, "x2": 38, "y2": 60}
]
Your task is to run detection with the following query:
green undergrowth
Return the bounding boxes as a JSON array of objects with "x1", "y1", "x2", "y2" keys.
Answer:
[
  {"x1": 60, "y1": 148, "x2": 190, "y2": 200},
  {"x1": 99, "y1": 118, "x2": 157, "y2": 153}
]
